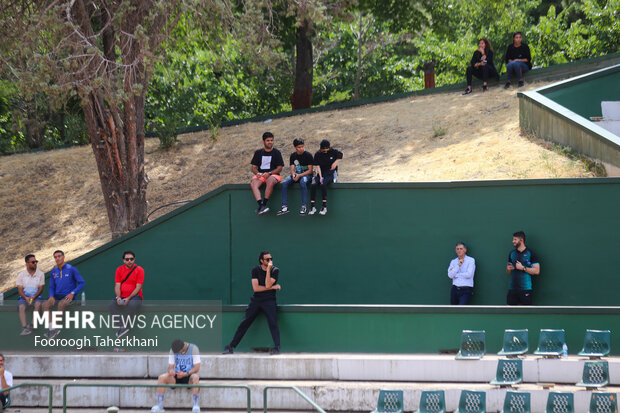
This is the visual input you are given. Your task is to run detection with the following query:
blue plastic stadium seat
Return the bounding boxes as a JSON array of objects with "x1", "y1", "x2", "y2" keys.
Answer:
[
  {"x1": 545, "y1": 392, "x2": 574, "y2": 413},
  {"x1": 414, "y1": 390, "x2": 445, "y2": 413},
  {"x1": 454, "y1": 390, "x2": 485, "y2": 413},
  {"x1": 534, "y1": 329, "x2": 565, "y2": 358},
  {"x1": 501, "y1": 391, "x2": 531, "y2": 413},
  {"x1": 371, "y1": 390, "x2": 403, "y2": 413},
  {"x1": 578, "y1": 329, "x2": 611, "y2": 358},
  {"x1": 589, "y1": 392, "x2": 618, "y2": 413},
  {"x1": 498, "y1": 329, "x2": 529, "y2": 357},
  {"x1": 455, "y1": 330, "x2": 486, "y2": 360},
  {"x1": 490, "y1": 359, "x2": 523, "y2": 387},
  {"x1": 576, "y1": 360, "x2": 610, "y2": 388}
]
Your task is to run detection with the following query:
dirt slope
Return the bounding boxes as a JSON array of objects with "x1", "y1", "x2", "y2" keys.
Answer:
[{"x1": 0, "y1": 82, "x2": 599, "y2": 290}]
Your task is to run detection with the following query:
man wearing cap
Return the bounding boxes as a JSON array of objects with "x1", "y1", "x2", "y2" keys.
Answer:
[
  {"x1": 309, "y1": 139, "x2": 343, "y2": 215},
  {"x1": 16, "y1": 254, "x2": 45, "y2": 335},
  {"x1": 250, "y1": 132, "x2": 284, "y2": 215}
]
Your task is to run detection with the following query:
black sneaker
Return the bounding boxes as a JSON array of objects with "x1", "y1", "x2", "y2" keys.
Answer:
[
  {"x1": 518, "y1": 80, "x2": 525, "y2": 87},
  {"x1": 269, "y1": 346, "x2": 281, "y2": 355},
  {"x1": 482, "y1": 85, "x2": 488, "y2": 92},
  {"x1": 276, "y1": 206, "x2": 289, "y2": 216},
  {"x1": 462, "y1": 88, "x2": 472, "y2": 95},
  {"x1": 257, "y1": 205, "x2": 270, "y2": 216},
  {"x1": 222, "y1": 345, "x2": 234, "y2": 354},
  {"x1": 504, "y1": 82, "x2": 511, "y2": 89}
]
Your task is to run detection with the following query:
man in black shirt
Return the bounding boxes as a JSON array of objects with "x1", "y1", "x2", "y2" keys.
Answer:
[
  {"x1": 250, "y1": 132, "x2": 284, "y2": 215},
  {"x1": 223, "y1": 251, "x2": 281, "y2": 355},
  {"x1": 504, "y1": 32, "x2": 532, "y2": 89},
  {"x1": 277, "y1": 138, "x2": 314, "y2": 215},
  {"x1": 309, "y1": 139, "x2": 343, "y2": 215}
]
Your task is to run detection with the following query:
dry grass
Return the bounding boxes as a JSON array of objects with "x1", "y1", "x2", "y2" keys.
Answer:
[{"x1": 0, "y1": 82, "x2": 600, "y2": 290}]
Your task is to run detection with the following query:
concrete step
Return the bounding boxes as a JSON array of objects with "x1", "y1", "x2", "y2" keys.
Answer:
[
  {"x1": 6, "y1": 353, "x2": 620, "y2": 384},
  {"x1": 6, "y1": 378, "x2": 620, "y2": 412}
]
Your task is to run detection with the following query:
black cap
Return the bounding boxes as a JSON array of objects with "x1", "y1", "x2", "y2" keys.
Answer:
[{"x1": 320, "y1": 139, "x2": 330, "y2": 149}]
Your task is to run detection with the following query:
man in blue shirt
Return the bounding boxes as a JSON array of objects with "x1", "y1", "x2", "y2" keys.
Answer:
[
  {"x1": 506, "y1": 231, "x2": 540, "y2": 305},
  {"x1": 42, "y1": 250, "x2": 85, "y2": 338}
]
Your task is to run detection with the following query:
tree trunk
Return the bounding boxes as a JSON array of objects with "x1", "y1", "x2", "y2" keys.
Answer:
[
  {"x1": 290, "y1": 18, "x2": 313, "y2": 110},
  {"x1": 82, "y1": 91, "x2": 148, "y2": 239}
]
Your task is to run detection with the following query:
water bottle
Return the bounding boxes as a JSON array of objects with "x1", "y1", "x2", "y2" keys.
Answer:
[
  {"x1": 81, "y1": 291, "x2": 86, "y2": 306},
  {"x1": 562, "y1": 343, "x2": 568, "y2": 358},
  {"x1": 294, "y1": 160, "x2": 302, "y2": 174},
  {"x1": 0, "y1": 290, "x2": 4, "y2": 305}
]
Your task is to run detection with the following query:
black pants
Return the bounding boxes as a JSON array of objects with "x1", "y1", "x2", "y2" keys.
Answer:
[
  {"x1": 466, "y1": 65, "x2": 499, "y2": 86},
  {"x1": 1, "y1": 393, "x2": 9, "y2": 408},
  {"x1": 507, "y1": 290, "x2": 533, "y2": 305},
  {"x1": 229, "y1": 296, "x2": 280, "y2": 348},
  {"x1": 109, "y1": 296, "x2": 142, "y2": 329},
  {"x1": 310, "y1": 174, "x2": 334, "y2": 202}
]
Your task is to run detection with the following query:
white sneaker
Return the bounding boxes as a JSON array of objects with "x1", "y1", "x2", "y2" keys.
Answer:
[
  {"x1": 151, "y1": 405, "x2": 165, "y2": 412},
  {"x1": 276, "y1": 206, "x2": 289, "y2": 216},
  {"x1": 192, "y1": 406, "x2": 201, "y2": 413},
  {"x1": 308, "y1": 206, "x2": 317, "y2": 215},
  {"x1": 319, "y1": 206, "x2": 327, "y2": 215}
]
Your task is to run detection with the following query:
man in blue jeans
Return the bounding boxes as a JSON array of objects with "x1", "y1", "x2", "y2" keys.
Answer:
[
  {"x1": 277, "y1": 138, "x2": 314, "y2": 215},
  {"x1": 504, "y1": 32, "x2": 532, "y2": 89}
]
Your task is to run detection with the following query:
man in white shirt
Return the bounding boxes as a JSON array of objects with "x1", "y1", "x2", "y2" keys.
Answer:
[
  {"x1": 447, "y1": 242, "x2": 476, "y2": 305},
  {"x1": 0, "y1": 353, "x2": 13, "y2": 409},
  {"x1": 17, "y1": 254, "x2": 45, "y2": 336}
]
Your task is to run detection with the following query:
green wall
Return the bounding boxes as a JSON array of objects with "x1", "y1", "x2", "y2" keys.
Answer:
[
  {"x1": 7, "y1": 179, "x2": 620, "y2": 306},
  {"x1": 541, "y1": 67, "x2": 620, "y2": 118}
]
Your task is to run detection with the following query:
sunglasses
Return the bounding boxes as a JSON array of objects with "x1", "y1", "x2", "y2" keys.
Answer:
[
  {"x1": 124, "y1": 257, "x2": 135, "y2": 261},
  {"x1": 29, "y1": 260, "x2": 38, "y2": 264},
  {"x1": 263, "y1": 257, "x2": 273, "y2": 261}
]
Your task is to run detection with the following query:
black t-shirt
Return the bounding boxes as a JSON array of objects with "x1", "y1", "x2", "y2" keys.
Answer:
[
  {"x1": 251, "y1": 148, "x2": 284, "y2": 173},
  {"x1": 505, "y1": 43, "x2": 532, "y2": 69},
  {"x1": 289, "y1": 151, "x2": 314, "y2": 173},
  {"x1": 470, "y1": 49, "x2": 496, "y2": 70},
  {"x1": 313, "y1": 149, "x2": 343, "y2": 176},
  {"x1": 252, "y1": 265, "x2": 279, "y2": 299}
]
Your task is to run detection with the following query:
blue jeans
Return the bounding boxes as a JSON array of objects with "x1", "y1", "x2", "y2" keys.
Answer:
[
  {"x1": 506, "y1": 61, "x2": 529, "y2": 81},
  {"x1": 281, "y1": 175, "x2": 311, "y2": 206},
  {"x1": 450, "y1": 286, "x2": 473, "y2": 305}
]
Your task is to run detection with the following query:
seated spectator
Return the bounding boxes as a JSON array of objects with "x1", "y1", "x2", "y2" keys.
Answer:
[
  {"x1": 309, "y1": 140, "x2": 343, "y2": 216},
  {"x1": 504, "y1": 32, "x2": 532, "y2": 89},
  {"x1": 109, "y1": 250, "x2": 144, "y2": 339},
  {"x1": 250, "y1": 132, "x2": 284, "y2": 215},
  {"x1": 277, "y1": 138, "x2": 314, "y2": 215},
  {"x1": 151, "y1": 339, "x2": 201, "y2": 413},
  {"x1": 447, "y1": 243, "x2": 476, "y2": 305},
  {"x1": 0, "y1": 354, "x2": 12, "y2": 410},
  {"x1": 42, "y1": 250, "x2": 85, "y2": 339},
  {"x1": 16, "y1": 254, "x2": 45, "y2": 336},
  {"x1": 463, "y1": 38, "x2": 498, "y2": 95}
]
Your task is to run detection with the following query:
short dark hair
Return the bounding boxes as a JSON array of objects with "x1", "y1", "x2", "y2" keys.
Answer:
[
  {"x1": 513, "y1": 31, "x2": 522, "y2": 38},
  {"x1": 25, "y1": 254, "x2": 35, "y2": 262},
  {"x1": 262, "y1": 132, "x2": 274, "y2": 141},
  {"x1": 123, "y1": 250, "x2": 135, "y2": 259},
  {"x1": 513, "y1": 231, "x2": 526, "y2": 241},
  {"x1": 293, "y1": 138, "x2": 304, "y2": 147},
  {"x1": 258, "y1": 250, "x2": 271, "y2": 263},
  {"x1": 53, "y1": 250, "x2": 64, "y2": 257},
  {"x1": 320, "y1": 139, "x2": 330, "y2": 149},
  {"x1": 171, "y1": 339, "x2": 185, "y2": 353},
  {"x1": 456, "y1": 242, "x2": 467, "y2": 249}
]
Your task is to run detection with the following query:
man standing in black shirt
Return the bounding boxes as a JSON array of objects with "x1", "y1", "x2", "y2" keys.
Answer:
[
  {"x1": 250, "y1": 132, "x2": 284, "y2": 215},
  {"x1": 223, "y1": 251, "x2": 281, "y2": 355},
  {"x1": 309, "y1": 139, "x2": 343, "y2": 215},
  {"x1": 277, "y1": 138, "x2": 314, "y2": 215},
  {"x1": 504, "y1": 32, "x2": 532, "y2": 89}
]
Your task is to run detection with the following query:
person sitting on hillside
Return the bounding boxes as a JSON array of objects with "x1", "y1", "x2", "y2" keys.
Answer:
[
  {"x1": 504, "y1": 32, "x2": 532, "y2": 89},
  {"x1": 309, "y1": 140, "x2": 343, "y2": 216},
  {"x1": 277, "y1": 138, "x2": 314, "y2": 215},
  {"x1": 250, "y1": 132, "x2": 284, "y2": 215},
  {"x1": 463, "y1": 38, "x2": 499, "y2": 95}
]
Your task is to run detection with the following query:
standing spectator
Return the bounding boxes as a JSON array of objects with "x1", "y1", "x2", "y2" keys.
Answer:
[
  {"x1": 0, "y1": 354, "x2": 12, "y2": 410},
  {"x1": 151, "y1": 339, "x2": 201, "y2": 413},
  {"x1": 42, "y1": 250, "x2": 85, "y2": 339},
  {"x1": 506, "y1": 231, "x2": 540, "y2": 305},
  {"x1": 109, "y1": 250, "x2": 144, "y2": 338},
  {"x1": 223, "y1": 251, "x2": 281, "y2": 355},
  {"x1": 17, "y1": 254, "x2": 45, "y2": 335},
  {"x1": 277, "y1": 138, "x2": 314, "y2": 215},
  {"x1": 447, "y1": 243, "x2": 476, "y2": 305},
  {"x1": 504, "y1": 32, "x2": 532, "y2": 89},
  {"x1": 463, "y1": 38, "x2": 499, "y2": 95},
  {"x1": 250, "y1": 132, "x2": 284, "y2": 215},
  {"x1": 309, "y1": 140, "x2": 343, "y2": 215}
]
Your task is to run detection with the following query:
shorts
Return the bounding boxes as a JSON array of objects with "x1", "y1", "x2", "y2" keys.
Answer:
[
  {"x1": 54, "y1": 294, "x2": 76, "y2": 301},
  {"x1": 175, "y1": 375, "x2": 190, "y2": 384},
  {"x1": 252, "y1": 174, "x2": 282, "y2": 183},
  {"x1": 17, "y1": 296, "x2": 44, "y2": 306}
]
